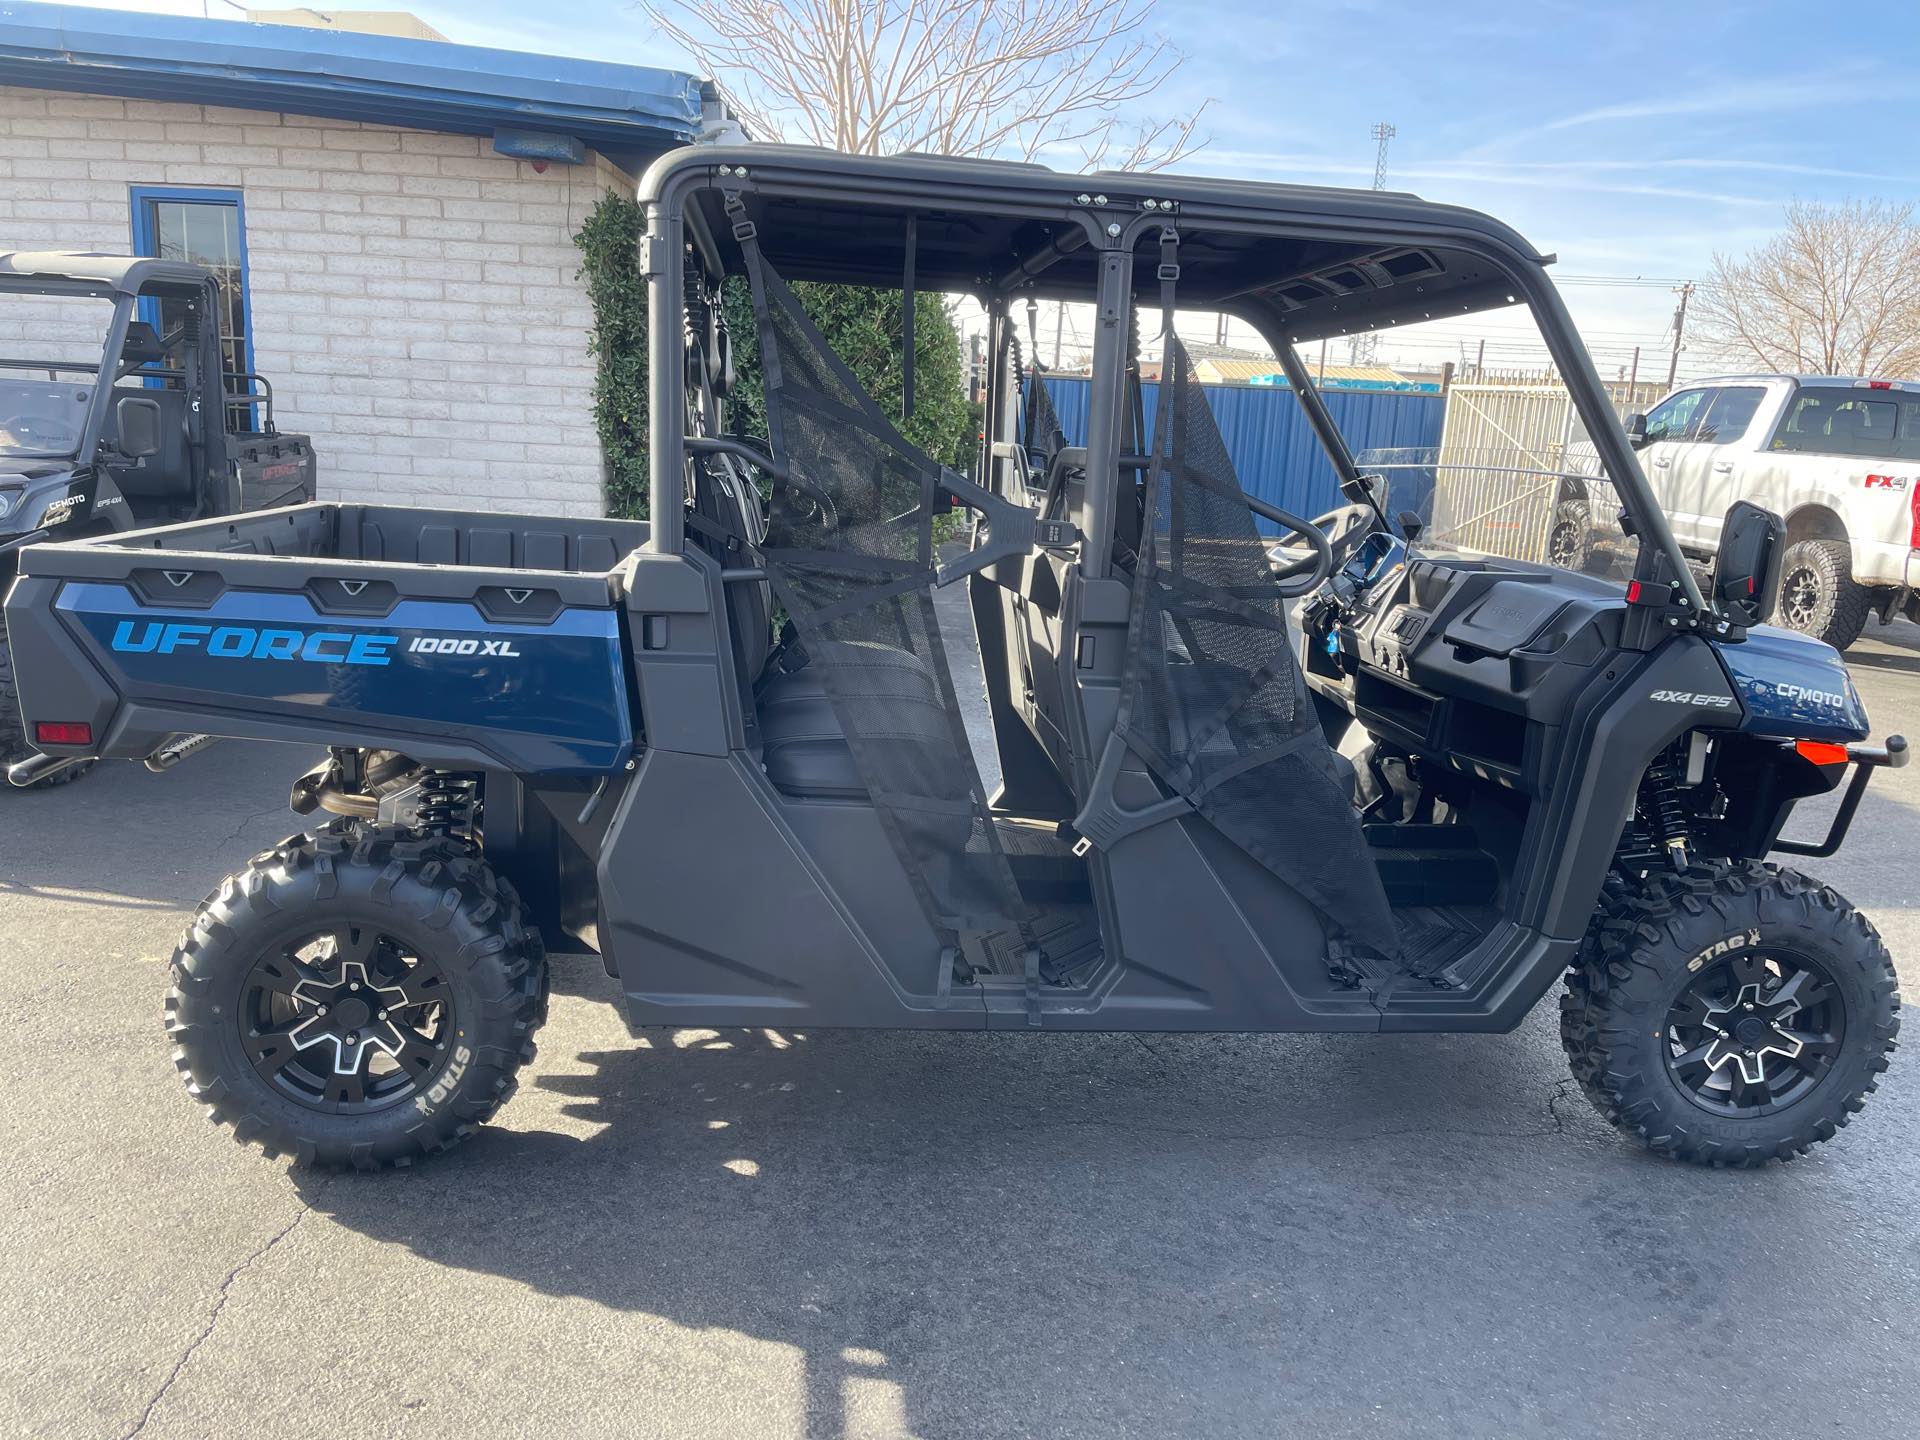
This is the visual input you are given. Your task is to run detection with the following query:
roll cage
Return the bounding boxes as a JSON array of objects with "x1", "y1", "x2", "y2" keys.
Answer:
[
  {"x1": 635, "y1": 143, "x2": 1707, "y2": 623},
  {"x1": 0, "y1": 256, "x2": 233, "y2": 502}
]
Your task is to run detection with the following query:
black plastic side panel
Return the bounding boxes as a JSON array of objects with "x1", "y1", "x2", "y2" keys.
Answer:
[
  {"x1": 597, "y1": 748, "x2": 976, "y2": 1030},
  {"x1": 1049, "y1": 768, "x2": 1377, "y2": 1032},
  {"x1": 1517, "y1": 636, "x2": 1745, "y2": 939}
]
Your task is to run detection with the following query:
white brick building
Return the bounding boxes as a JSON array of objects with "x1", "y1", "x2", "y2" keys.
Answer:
[{"x1": 0, "y1": 3, "x2": 716, "y2": 516}]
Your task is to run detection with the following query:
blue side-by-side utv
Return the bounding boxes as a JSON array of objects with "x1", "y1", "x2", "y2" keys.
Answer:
[{"x1": 2, "y1": 149, "x2": 1902, "y2": 1169}]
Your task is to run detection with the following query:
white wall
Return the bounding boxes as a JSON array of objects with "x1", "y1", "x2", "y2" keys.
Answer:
[{"x1": 0, "y1": 85, "x2": 635, "y2": 517}]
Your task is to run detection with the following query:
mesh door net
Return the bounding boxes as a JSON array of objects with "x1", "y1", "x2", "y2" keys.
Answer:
[
  {"x1": 742, "y1": 242, "x2": 1035, "y2": 939},
  {"x1": 1113, "y1": 338, "x2": 1400, "y2": 958}
]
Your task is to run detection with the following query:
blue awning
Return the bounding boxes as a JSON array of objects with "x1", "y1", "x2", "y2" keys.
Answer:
[{"x1": 0, "y1": 2, "x2": 707, "y2": 164}]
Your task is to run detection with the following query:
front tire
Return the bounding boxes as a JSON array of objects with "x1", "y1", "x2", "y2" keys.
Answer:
[
  {"x1": 165, "y1": 824, "x2": 547, "y2": 1169},
  {"x1": 1561, "y1": 860, "x2": 1899, "y2": 1167},
  {"x1": 1777, "y1": 537, "x2": 1872, "y2": 650}
]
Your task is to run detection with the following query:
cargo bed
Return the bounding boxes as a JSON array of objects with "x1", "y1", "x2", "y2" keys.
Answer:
[{"x1": 4, "y1": 502, "x2": 650, "y2": 775}]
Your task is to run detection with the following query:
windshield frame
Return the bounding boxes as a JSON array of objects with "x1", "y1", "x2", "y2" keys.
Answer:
[{"x1": 0, "y1": 279, "x2": 132, "y2": 467}]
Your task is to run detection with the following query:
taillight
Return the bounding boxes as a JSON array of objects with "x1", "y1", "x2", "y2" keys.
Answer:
[
  {"x1": 1911, "y1": 484, "x2": 1920, "y2": 549},
  {"x1": 34, "y1": 721, "x2": 92, "y2": 746}
]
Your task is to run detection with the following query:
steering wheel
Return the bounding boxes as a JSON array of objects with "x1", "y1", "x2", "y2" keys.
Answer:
[
  {"x1": 1269, "y1": 503, "x2": 1373, "y2": 587},
  {"x1": 685, "y1": 435, "x2": 840, "y2": 529},
  {"x1": 0, "y1": 414, "x2": 82, "y2": 450}
]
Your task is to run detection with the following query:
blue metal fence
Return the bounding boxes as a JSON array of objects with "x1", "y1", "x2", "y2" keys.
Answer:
[{"x1": 1044, "y1": 378, "x2": 1445, "y2": 529}]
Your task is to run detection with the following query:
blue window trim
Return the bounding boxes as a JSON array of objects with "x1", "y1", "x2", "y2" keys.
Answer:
[{"x1": 127, "y1": 185, "x2": 256, "y2": 382}]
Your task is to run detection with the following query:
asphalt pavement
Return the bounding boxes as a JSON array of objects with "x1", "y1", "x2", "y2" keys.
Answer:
[{"x1": 3, "y1": 619, "x2": 1918, "y2": 1439}]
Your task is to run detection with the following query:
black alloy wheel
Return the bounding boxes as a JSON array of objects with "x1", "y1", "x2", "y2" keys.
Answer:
[
  {"x1": 1662, "y1": 945, "x2": 1843, "y2": 1118},
  {"x1": 240, "y1": 922, "x2": 457, "y2": 1114}
]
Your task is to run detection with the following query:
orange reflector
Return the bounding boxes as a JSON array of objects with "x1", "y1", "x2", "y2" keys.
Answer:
[
  {"x1": 1796, "y1": 740, "x2": 1850, "y2": 766},
  {"x1": 34, "y1": 721, "x2": 92, "y2": 746}
]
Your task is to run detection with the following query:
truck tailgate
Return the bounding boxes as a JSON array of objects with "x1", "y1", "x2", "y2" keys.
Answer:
[{"x1": 4, "y1": 503, "x2": 640, "y2": 775}]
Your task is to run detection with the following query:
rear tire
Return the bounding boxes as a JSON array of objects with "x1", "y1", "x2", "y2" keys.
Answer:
[
  {"x1": 0, "y1": 623, "x2": 92, "y2": 788},
  {"x1": 165, "y1": 823, "x2": 547, "y2": 1170},
  {"x1": 1561, "y1": 860, "x2": 1899, "y2": 1167},
  {"x1": 1777, "y1": 538, "x2": 1872, "y2": 650}
]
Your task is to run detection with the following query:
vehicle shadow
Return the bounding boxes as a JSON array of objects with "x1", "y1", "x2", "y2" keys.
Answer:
[{"x1": 288, "y1": 954, "x2": 1917, "y2": 1439}]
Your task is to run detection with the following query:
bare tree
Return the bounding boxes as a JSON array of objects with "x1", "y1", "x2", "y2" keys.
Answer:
[
  {"x1": 645, "y1": 0, "x2": 1208, "y2": 169},
  {"x1": 1693, "y1": 199, "x2": 1920, "y2": 377}
]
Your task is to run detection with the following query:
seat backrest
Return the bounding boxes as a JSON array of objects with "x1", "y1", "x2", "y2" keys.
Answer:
[
  {"x1": 688, "y1": 453, "x2": 774, "y2": 688},
  {"x1": 103, "y1": 386, "x2": 194, "y2": 501}
]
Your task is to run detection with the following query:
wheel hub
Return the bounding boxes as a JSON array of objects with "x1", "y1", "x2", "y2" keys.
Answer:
[
  {"x1": 1698, "y1": 981, "x2": 1805, "y2": 1086},
  {"x1": 287, "y1": 958, "x2": 415, "y2": 1076},
  {"x1": 1663, "y1": 945, "x2": 1843, "y2": 1116},
  {"x1": 1782, "y1": 567, "x2": 1820, "y2": 627}
]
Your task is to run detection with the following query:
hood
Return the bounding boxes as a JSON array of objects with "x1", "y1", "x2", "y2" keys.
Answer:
[
  {"x1": 1719, "y1": 623, "x2": 1869, "y2": 743},
  {"x1": 0, "y1": 461, "x2": 81, "y2": 539}
]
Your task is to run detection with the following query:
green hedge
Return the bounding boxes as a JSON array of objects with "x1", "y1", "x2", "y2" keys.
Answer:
[{"x1": 576, "y1": 191, "x2": 976, "y2": 520}]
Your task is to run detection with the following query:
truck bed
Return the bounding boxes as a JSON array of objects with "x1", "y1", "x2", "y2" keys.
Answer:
[{"x1": 4, "y1": 501, "x2": 651, "y2": 775}]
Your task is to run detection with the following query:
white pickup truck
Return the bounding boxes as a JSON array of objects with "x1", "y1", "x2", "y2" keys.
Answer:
[{"x1": 1623, "y1": 374, "x2": 1920, "y2": 648}]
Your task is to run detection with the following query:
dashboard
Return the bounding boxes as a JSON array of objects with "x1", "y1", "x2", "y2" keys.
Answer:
[{"x1": 1303, "y1": 530, "x2": 1631, "y2": 794}]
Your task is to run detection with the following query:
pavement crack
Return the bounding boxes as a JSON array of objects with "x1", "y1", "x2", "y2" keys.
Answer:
[
  {"x1": 120, "y1": 1204, "x2": 312, "y2": 1439},
  {"x1": 213, "y1": 803, "x2": 288, "y2": 852},
  {"x1": 1546, "y1": 1077, "x2": 1580, "y2": 1137}
]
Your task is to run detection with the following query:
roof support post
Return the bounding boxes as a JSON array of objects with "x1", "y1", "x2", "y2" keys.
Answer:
[
  {"x1": 1078, "y1": 245, "x2": 1134, "y2": 580},
  {"x1": 901, "y1": 214, "x2": 917, "y2": 423},
  {"x1": 643, "y1": 202, "x2": 684, "y2": 553}
]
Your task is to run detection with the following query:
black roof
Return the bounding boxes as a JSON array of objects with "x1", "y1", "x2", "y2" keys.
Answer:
[
  {"x1": 0, "y1": 251, "x2": 214, "y2": 294},
  {"x1": 643, "y1": 146, "x2": 1556, "y2": 343}
]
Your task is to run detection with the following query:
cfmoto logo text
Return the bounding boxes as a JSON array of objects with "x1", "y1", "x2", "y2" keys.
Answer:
[{"x1": 1774, "y1": 683, "x2": 1845, "y2": 709}]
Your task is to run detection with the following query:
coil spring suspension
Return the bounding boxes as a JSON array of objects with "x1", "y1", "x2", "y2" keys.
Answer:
[
  {"x1": 1627, "y1": 751, "x2": 1692, "y2": 874},
  {"x1": 414, "y1": 771, "x2": 479, "y2": 841}
]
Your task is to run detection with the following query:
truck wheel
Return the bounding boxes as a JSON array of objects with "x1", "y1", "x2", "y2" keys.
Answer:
[
  {"x1": 165, "y1": 824, "x2": 547, "y2": 1170},
  {"x1": 1546, "y1": 497, "x2": 1592, "y2": 572},
  {"x1": 1777, "y1": 538, "x2": 1872, "y2": 650},
  {"x1": 1561, "y1": 860, "x2": 1899, "y2": 1167},
  {"x1": 0, "y1": 624, "x2": 93, "y2": 788}
]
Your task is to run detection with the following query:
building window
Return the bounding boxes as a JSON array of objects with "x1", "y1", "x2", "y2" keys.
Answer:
[{"x1": 129, "y1": 187, "x2": 253, "y2": 378}]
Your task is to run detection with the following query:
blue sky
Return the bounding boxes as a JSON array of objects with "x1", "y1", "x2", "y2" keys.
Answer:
[{"x1": 57, "y1": 0, "x2": 1920, "y2": 375}]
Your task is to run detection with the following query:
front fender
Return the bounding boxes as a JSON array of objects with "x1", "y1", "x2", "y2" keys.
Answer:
[{"x1": 1518, "y1": 636, "x2": 1746, "y2": 940}]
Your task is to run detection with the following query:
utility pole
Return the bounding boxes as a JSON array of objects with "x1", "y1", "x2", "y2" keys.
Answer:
[
  {"x1": 1665, "y1": 282, "x2": 1694, "y2": 389},
  {"x1": 1371, "y1": 121, "x2": 1396, "y2": 190},
  {"x1": 1352, "y1": 121, "x2": 1396, "y2": 368}
]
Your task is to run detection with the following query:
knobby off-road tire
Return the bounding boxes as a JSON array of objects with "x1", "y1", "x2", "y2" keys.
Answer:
[
  {"x1": 0, "y1": 622, "x2": 92, "y2": 788},
  {"x1": 1562, "y1": 860, "x2": 1899, "y2": 1167},
  {"x1": 1777, "y1": 537, "x2": 1873, "y2": 651},
  {"x1": 166, "y1": 823, "x2": 547, "y2": 1170}
]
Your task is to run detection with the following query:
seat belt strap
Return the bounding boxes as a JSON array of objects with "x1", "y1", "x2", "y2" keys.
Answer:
[{"x1": 1157, "y1": 225, "x2": 1181, "y2": 337}]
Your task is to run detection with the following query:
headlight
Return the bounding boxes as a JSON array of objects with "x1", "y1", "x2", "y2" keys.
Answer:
[{"x1": 0, "y1": 489, "x2": 21, "y2": 520}]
